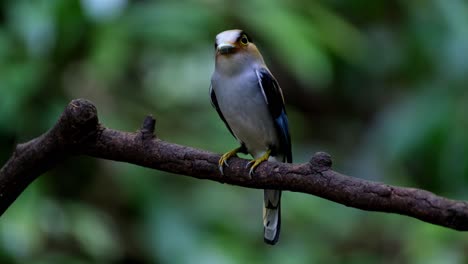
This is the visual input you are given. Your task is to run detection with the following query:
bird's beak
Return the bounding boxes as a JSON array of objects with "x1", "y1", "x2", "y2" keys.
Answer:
[{"x1": 217, "y1": 43, "x2": 236, "y2": 54}]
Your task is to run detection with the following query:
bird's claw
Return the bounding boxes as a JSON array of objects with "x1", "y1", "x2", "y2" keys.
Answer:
[
  {"x1": 246, "y1": 159, "x2": 263, "y2": 176},
  {"x1": 245, "y1": 150, "x2": 271, "y2": 176},
  {"x1": 218, "y1": 158, "x2": 230, "y2": 175},
  {"x1": 218, "y1": 147, "x2": 242, "y2": 175}
]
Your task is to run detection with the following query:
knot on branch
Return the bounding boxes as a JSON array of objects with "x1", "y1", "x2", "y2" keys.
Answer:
[
  {"x1": 309, "y1": 152, "x2": 332, "y2": 172},
  {"x1": 59, "y1": 99, "x2": 99, "y2": 145},
  {"x1": 139, "y1": 115, "x2": 156, "y2": 140}
]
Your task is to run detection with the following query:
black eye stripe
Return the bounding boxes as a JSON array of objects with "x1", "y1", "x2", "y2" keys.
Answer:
[
  {"x1": 237, "y1": 31, "x2": 253, "y2": 43},
  {"x1": 242, "y1": 32, "x2": 252, "y2": 43}
]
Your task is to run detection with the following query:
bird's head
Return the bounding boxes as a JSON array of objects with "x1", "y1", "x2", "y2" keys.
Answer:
[{"x1": 214, "y1": 29, "x2": 265, "y2": 74}]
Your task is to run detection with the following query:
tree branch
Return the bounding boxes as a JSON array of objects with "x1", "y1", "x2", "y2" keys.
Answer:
[{"x1": 1, "y1": 99, "x2": 468, "y2": 231}]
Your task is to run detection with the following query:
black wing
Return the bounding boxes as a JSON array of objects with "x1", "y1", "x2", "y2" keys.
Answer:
[
  {"x1": 209, "y1": 85, "x2": 237, "y2": 139},
  {"x1": 256, "y1": 68, "x2": 292, "y2": 163}
]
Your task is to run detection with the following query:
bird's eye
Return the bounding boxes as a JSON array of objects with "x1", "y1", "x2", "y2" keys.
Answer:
[{"x1": 240, "y1": 35, "x2": 249, "y2": 45}]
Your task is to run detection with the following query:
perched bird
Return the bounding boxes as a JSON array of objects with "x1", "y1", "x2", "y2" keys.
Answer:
[{"x1": 210, "y1": 29, "x2": 292, "y2": 245}]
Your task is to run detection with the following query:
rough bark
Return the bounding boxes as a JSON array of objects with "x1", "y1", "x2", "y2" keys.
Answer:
[{"x1": 1, "y1": 99, "x2": 468, "y2": 231}]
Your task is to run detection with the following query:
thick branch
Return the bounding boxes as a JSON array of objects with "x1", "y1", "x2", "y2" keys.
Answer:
[{"x1": 1, "y1": 99, "x2": 468, "y2": 231}]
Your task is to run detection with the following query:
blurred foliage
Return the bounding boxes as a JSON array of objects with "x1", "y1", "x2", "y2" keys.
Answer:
[{"x1": 1, "y1": 0, "x2": 468, "y2": 263}]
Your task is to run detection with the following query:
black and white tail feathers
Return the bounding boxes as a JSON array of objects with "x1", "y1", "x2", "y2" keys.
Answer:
[{"x1": 263, "y1": 189, "x2": 281, "y2": 244}]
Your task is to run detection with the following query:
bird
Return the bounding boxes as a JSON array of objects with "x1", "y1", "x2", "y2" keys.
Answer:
[{"x1": 209, "y1": 29, "x2": 292, "y2": 245}]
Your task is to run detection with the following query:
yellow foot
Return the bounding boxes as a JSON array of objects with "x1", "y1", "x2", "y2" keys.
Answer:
[
  {"x1": 246, "y1": 149, "x2": 271, "y2": 176},
  {"x1": 219, "y1": 147, "x2": 244, "y2": 175}
]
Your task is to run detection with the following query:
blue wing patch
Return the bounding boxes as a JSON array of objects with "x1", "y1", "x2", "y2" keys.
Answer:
[{"x1": 275, "y1": 110, "x2": 292, "y2": 163}]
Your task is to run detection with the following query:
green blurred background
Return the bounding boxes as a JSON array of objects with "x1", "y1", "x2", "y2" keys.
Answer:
[{"x1": 1, "y1": 0, "x2": 468, "y2": 263}]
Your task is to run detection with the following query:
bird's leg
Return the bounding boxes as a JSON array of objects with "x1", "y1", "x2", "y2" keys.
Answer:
[
  {"x1": 219, "y1": 146, "x2": 244, "y2": 175},
  {"x1": 246, "y1": 149, "x2": 271, "y2": 176}
]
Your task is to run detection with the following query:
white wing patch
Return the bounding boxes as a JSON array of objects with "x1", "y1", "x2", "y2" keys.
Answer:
[{"x1": 255, "y1": 69, "x2": 269, "y2": 105}]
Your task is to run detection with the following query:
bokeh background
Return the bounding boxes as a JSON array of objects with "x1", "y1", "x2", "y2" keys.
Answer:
[{"x1": 1, "y1": 0, "x2": 468, "y2": 263}]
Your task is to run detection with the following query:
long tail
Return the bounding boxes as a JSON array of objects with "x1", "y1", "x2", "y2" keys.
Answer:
[{"x1": 263, "y1": 189, "x2": 281, "y2": 245}]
